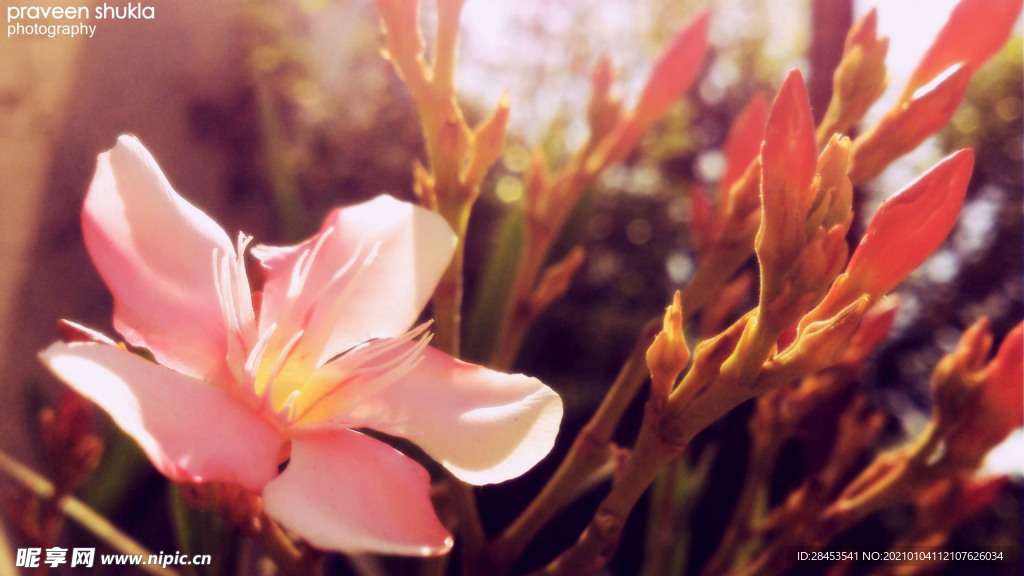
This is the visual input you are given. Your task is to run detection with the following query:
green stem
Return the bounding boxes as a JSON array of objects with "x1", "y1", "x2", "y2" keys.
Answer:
[{"x1": 701, "y1": 437, "x2": 781, "y2": 576}]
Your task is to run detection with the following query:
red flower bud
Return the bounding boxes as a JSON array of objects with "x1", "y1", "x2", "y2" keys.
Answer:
[
  {"x1": 901, "y1": 0, "x2": 1024, "y2": 103},
  {"x1": 722, "y1": 93, "x2": 768, "y2": 195},
  {"x1": 845, "y1": 149, "x2": 973, "y2": 297},
  {"x1": 632, "y1": 11, "x2": 710, "y2": 129},
  {"x1": 984, "y1": 322, "x2": 1024, "y2": 430},
  {"x1": 757, "y1": 70, "x2": 817, "y2": 282}
]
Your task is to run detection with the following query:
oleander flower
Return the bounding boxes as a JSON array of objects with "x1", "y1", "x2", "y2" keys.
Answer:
[{"x1": 40, "y1": 135, "x2": 563, "y2": 555}]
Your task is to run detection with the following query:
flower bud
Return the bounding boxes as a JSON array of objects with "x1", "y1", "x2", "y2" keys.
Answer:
[
  {"x1": 721, "y1": 93, "x2": 768, "y2": 195},
  {"x1": 632, "y1": 11, "x2": 710, "y2": 130},
  {"x1": 817, "y1": 9, "x2": 889, "y2": 142},
  {"x1": 931, "y1": 318, "x2": 992, "y2": 432},
  {"x1": 850, "y1": 65, "x2": 971, "y2": 183},
  {"x1": 758, "y1": 295, "x2": 871, "y2": 392},
  {"x1": 647, "y1": 291, "x2": 690, "y2": 404},
  {"x1": 846, "y1": 149, "x2": 972, "y2": 297},
  {"x1": 462, "y1": 93, "x2": 510, "y2": 191},
  {"x1": 805, "y1": 134, "x2": 853, "y2": 239},
  {"x1": 900, "y1": 0, "x2": 1023, "y2": 103},
  {"x1": 587, "y1": 55, "x2": 623, "y2": 144},
  {"x1": 805, "y1": 150, "x2": 973, "y2": 326},
  {"x1": 530, "y1": 247, "x2": 586, "y2": 316},
  {"x1": 936, "y1": 321, "x2": 1023, "y2": 470},
  {"x1": 588, "y1": 12, "x2": 709, "y2": 173},
  {"x1": 757, "y1": 70, "x2": 817, "y2": 294}
]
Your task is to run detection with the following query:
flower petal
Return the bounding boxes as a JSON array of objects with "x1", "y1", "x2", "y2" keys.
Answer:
[
  {"x1": 344, "y1": 345, "x2": 563, "y2": 485},
  {"x1": 262, "y1": 429, "x2": 452, "y2": 556},
  {"x1": 83, "y1": 135, "x2": 237, "y2": 381},
  {"x1": 252, "y1": 195, "x2": 456, "y2": 366},
  {"x1": 39, "y1": 341, "x2": 280, "y2": 493}
]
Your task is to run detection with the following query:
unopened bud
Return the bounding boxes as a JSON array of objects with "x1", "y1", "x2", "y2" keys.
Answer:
[
  {"x1": 817, "y1": 9, "x2": 889, "y2": 142},
  {"x1": 587, "y1": 55, "x2": 623, "y2": 143},
  {"x1": 757, "y1": 70, "x2": 817, "y2": 286},
  {"x1": 804, "y1": 150, "x2": 973, "y2": 327},
  {"x1": 757, "y1": 295, "x2": 871, "y2": 392},
  {"x1": 462, "y1": 93, "x2": 510, "y2": 191},
  {"x1": 721, "y1": 94, "x2": 768, "y2": 196},
  {"x1": 937, "y1": 321, "x2": 1023, "y2": 470},
  {"x1": 529, "y1": 247, "x2": 586, "y2": 316},
  {"x1": 632, "y1": 11, "x2": 710, "y2": 130},
  {"x1": 900, "y1": 0, "x2": 1023, "y2": 103},
  {"x1": 805, "y1": 134, "x2": 853, "y2": 237},
  {"x1": 845, "y1": 149, "x2": 972, "y2": 297},
  {"x1": 587, "y1": 11, "x2": 710, "y2": 174},
  {"x1": 646, "y1": 291, "x2": 690, "y2": 404},
  {"x1": 850, "y1": 64, "x2": 970, "y2": 184},
  {"x1": 931, "y1": 318, "x2": 992, "y2": 432}
]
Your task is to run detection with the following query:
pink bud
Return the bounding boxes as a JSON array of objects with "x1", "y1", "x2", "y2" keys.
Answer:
[
  {"x1": 901, "y1": 0, "x2": 1024, "y2": 103},
  {"x1": 844, "y1": 8, "x2": 879, "y2": 54},
  {"x1": 850, "y1": 65, "x2": 971, "y2": 184},
  {"x1": 758, "y1": 70, "x2": 817, "y2": 268},
  {"x1": 984, "y1": 322, "x2": 1024, "y2": 429},
  {"x1": 632, "y1": 11, "x2": 710, "y2": 128},
  {"x1": 587, "y1": 12, "x2": 710, "y2": 173},
  {"x1": 845, "y1": 149, "x2": 974, "y2": 297},
  {"x1": 722, "y1": 93, "x2": 768, "y2": 195},
  {"x1": 761, "y1": 70, "x2": 817, "y2": 220}
]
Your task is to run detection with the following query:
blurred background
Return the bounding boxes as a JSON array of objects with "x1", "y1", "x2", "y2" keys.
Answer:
[{"x1": 0, "y1": 0, "x2": 1020, "y2": 573}]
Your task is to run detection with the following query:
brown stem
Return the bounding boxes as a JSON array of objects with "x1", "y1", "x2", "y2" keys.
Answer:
[
  {"x1": 255, "y1": 510, "x2": 322, "y2": 576},
  {"x1": 489, "y1": 318, "x2": 659, "y2": 573},
  {"x1": 535, "y1": 403, "x2": 687, "y2": 576},
  {"x1": 701, "y1": 435, "x2": 784, "y2": 576}
]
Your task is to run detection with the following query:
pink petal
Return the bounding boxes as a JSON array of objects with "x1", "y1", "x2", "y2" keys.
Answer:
[
  {"x1": 252, "y1": 195, "x2": 456, "y2": 366},
  {"x1": 341, "y1": 345, "x2": 563, "y2": 485},
  {"x1": 262, "y1": 429, "x2": 452, "y2": 556},
  {"x1": 83, "y1": 135, "x2": 237, "y2": 381},
  {"x1": 39, "y1": 341, "x2": 280, "y2": 493}
]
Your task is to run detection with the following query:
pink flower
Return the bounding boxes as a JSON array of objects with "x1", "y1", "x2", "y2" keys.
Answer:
[{"x1": 40, "y1": 136, "x2": 563, "y2": 555}]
